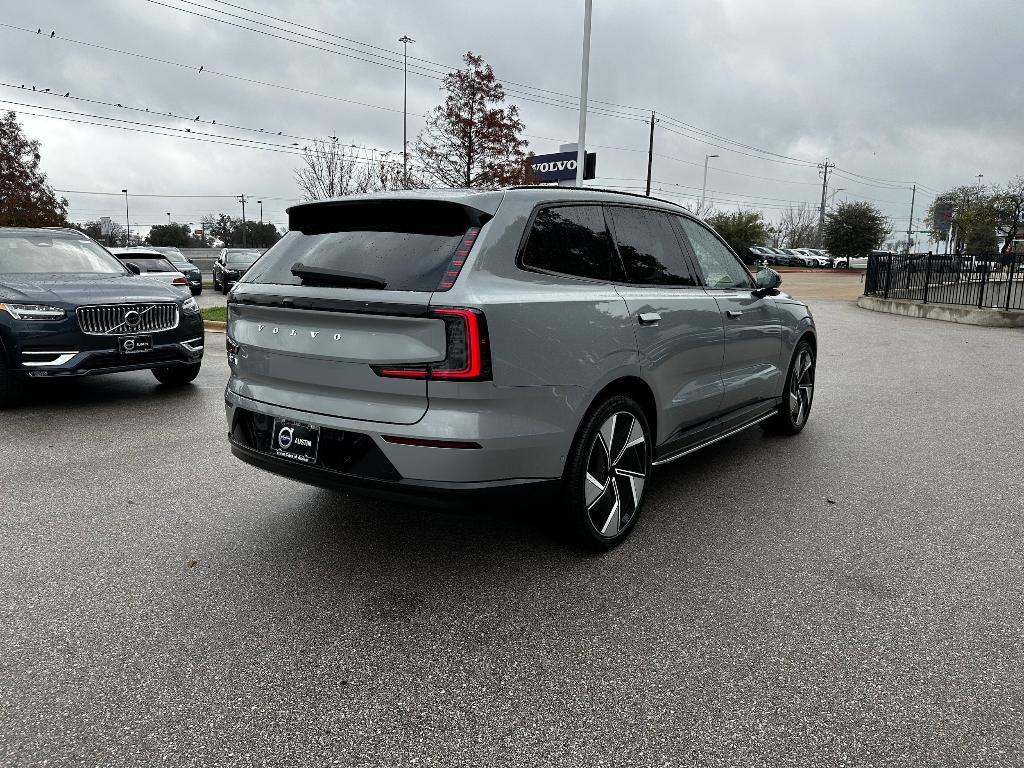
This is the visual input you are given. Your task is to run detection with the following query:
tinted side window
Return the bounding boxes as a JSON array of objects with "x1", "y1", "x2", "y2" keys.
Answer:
[
  {"x1": 607, "y1": 207, "x2": 696, "y2": 286},
  {"x1": 520, "y1": 205, "x2": 613, "y2": 281},
  {"x1": 676, "y1": 217, "x2": 752, "y2": 289}
]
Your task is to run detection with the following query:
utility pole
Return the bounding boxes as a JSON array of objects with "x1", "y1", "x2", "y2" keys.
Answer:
[
  {"x1": 700, "y1": 154, "x2": 719, "y2": 210},
  {"x1": 817, "y1": 158, "x2": 835, "y2": 245},
  {"x1": 398, "y1": 35, "x2": 414, "y2": 189},
  {"x1": 574, "y1": 0, "x2": 593, "y2": 188},
  {"x1": 166, "y1": 212, "x2": 171, "y2": 225},
  {"x1": 905, "y1": 184, "x2": 917, "y2": 254},
  {"x1": 238, "y1": 194, "x2": 248, "y2": 248},
  {"x1": 645, "y1": 112, "x2": 655, "y2": 197},
  {"x1": 122, "y1": 189, "x2": 130, "y2": 246},
  {"x1": 257, "y1": 200, "x2": 263, "y2": 226}
]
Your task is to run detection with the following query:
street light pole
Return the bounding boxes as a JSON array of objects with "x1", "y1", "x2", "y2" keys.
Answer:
[
  {"x1": 257, "y1": 200, "x2": 263, "y2": 226},
  {"x1": 574, "y1": 0, "x2": 592, "y2": 188},
  {"x1": 645, "y1": 111, "x2": 655, "y2": 197},
  {"x1": 700, "y1": 154, "x2": 719, "y2": 210},
  {"x1": 238, "y1": 194, "x2": 248, "y2": 248},
  {"x1": 398, "y1": 35, "x2": 415, "y2": 189},
  {"x1": 166, "y1": 212, "x2": 171, "y2": 225},
  {"x1": 122, "y1": 189, "x2": 129, "y2": 245}
]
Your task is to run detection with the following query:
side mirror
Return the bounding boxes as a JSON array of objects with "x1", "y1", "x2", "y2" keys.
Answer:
[
  {"x1": 187, "y1": 258, "x2": 194, "y2": 264},
  {"x1": 125, "y1": 262, "x2": 142, "y2": 275},
  {"x1": 754, "y1": 267, "x2": 782, "y2": 294}
]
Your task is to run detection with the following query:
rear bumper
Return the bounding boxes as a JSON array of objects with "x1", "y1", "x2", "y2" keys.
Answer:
[
  {"x1": 229, "y1": 440, "x2": 558, "y2": 507},
  {"x1": 224, "y1": 383, "x2": 582, "y2": 490}
]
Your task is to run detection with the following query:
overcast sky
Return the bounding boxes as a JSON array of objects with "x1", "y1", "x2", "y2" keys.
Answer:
[{"x1": 1, "y1": 0, "x2": 1020, "y2": 243}]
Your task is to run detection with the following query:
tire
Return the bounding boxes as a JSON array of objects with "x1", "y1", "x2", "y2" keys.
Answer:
[
  {"x1": 152, "y1": 362, "x2": 202, "y2": 386},
  {"x1": 191, "y1": 285, "x2": 202, "y2": 296},
  {"x1": 763, "y1": 340, "x2": 815, "y2": 435},
  {"x1": 0, "y1": 354, "x2": 23, "y2": 409},
  {"x1": 560, "y1": 395, "x2": 652, "y2": 551}
]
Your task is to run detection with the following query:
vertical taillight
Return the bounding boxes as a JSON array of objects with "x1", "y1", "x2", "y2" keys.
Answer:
[
  {"x1": 373, "y1": 308, "x2": 491, "y2": 381},
  {"x1": 436, "y1": 227, "x2": 481, "y2": 291}
]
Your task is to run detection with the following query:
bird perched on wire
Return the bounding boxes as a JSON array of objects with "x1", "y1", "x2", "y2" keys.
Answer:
[
  {"x1": 50, "y1": 31, "x2": 55, "y2": 38},
  {"x1": 194, "y1": 115, "x2": 200, "y2": 121},
  {"x1": 198, "y1": 66, "x2": 203, "y2": 73}
]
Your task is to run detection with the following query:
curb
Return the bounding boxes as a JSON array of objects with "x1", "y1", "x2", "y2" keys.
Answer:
[
  {"x1": 204, "y1": 321, "x2": 226, "y2": 332},
  {"x1": 857, "y1": 295, "x2": 1024, "y2": 327}
]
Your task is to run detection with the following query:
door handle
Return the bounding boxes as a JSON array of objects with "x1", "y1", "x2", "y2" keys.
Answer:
[
  {"x1": 638, "y1": 312, "x2": 661, "y2": 326},
  {"x1": 726, "y1": 310, "x2": 744, "y2": 318}
]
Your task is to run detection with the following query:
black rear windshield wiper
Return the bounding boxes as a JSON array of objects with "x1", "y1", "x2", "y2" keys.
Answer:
[{"x1": 290, "y1": 262, "x2": 387, "y2": 289}]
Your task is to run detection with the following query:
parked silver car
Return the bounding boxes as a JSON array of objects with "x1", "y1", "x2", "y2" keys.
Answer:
[{"x1": 224, "y1": 188, "x2": 817, "y2": 548}]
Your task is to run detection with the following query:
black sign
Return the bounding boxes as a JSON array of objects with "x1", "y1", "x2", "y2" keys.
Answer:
[{"x1": 529, "y1": 151, "x2": 597, "y2": 183}]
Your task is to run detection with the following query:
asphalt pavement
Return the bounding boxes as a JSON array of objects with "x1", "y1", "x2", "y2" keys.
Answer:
[{"x1": 2, "y1": 299, "x2": 1023, "y2": 767}]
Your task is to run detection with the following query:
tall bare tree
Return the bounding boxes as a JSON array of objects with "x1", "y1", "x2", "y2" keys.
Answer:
[
  {"x1": 295, "y1": 140, "x2": 368, "y2": 201},
  {"x1": 778, "y1": 204, "x2": 819, "y2": 248},
  {"x1": 414, "y1": 52, "x2": 530, "y2": 188},
  {"x1": 685, "y1": 198, "x2": 716, "y2": 219},
  {"x1": 295, "y1": 140, "x2": 416, "y2": 201}
]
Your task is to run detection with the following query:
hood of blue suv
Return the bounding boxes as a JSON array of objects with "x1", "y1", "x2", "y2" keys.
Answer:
[{"x1": 0, "y1": 273, "x2": 184, "y2": 306}]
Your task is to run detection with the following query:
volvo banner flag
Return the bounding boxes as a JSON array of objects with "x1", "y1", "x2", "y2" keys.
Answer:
[{"x1": 529, "y1": 151, "x2": 597, "y2": 183}]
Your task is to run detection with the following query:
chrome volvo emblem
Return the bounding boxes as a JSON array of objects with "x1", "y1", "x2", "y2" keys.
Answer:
[
  {"x1": 124, "y1": 310, "x2": 141, "y2": 327},
  {"x1": 277, "y1": 426, "x2": 294, "y2": 450}
]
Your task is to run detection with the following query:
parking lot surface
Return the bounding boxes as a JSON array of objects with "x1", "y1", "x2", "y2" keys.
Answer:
[{"x1": 2, "y1": 299, "x2": 1022, "y2": 767}]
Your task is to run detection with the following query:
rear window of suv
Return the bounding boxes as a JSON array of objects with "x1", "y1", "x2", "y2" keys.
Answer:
[
  {"x1": 243, "y1": 200, "x2": 480, "y2": 292},
  {"x1": 119, "y1": 257, "x2": 176, "y2": 272}
]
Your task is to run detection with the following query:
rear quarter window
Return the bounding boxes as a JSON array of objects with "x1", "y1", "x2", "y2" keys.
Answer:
[{"x1": 519, "y1": 205, "x2": 614, "y2": 281}]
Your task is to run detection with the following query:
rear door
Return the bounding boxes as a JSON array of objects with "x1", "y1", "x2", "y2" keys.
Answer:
[
  {"x1": 227, "y1": 199, "x2": 485, "y2": 425},
  {"x1": 674, "y1": 215, "x2": 783, "y2": 421},
  {"x1": 605, "y1": 205, "x2": 725, "y2": 447}
]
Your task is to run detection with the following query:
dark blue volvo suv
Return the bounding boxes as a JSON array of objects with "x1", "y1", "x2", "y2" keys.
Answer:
[{"x1": 0, "y1": 227, "x2": 204, "y2": 407}]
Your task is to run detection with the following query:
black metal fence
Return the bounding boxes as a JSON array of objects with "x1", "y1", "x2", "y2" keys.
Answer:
[{"x1": 864, "y1": 253, "x2": 1024, "y2": 311}]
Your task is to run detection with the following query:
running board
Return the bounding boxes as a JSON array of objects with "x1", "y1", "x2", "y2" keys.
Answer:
[{"x1": 652, "y1": 410, "x2": 778, "y2": 466}]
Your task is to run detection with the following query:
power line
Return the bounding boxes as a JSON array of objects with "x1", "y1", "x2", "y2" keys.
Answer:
[
  {"x1": 203, "y1": 0, "x2": 651, "y2": 116},
  {"x1": 656, "y1": 111, "x2": 818, "y2": 166},
  {"x1": 7, "y1": 102, "x2": 413, "y2": 164},
  {"x1": 0, "y1": 22, "x2": 416, "y2": 116},
  {"x1": 144, "y1": 0, "x2": 648, "y2": 122},
  {"x1": 0, "y1": 80, "x2": 398, "y2": 155},
  {"x1": 656, "y1": 123, "x2": 819, "y2": 168}
]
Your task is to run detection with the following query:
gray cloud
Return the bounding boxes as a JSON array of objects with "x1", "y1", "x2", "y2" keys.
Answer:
[{"x1": 1, "y1": 0, "x2": 1019, "y2": 238}]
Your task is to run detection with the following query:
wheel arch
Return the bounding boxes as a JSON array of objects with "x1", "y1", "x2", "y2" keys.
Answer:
[{"x1": 578, "y1": 374, "x2": 658, "y2": 450}]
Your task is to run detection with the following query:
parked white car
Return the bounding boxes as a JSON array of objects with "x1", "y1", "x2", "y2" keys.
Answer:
[
  {"x1": 109, "y1": 248, "x2": 190, "y2": 291},
  {"x1": 795, "y1": 248, "x2": 832, "y2": 267},
  {"x1": 833, "y1": 255, "x2": 870, "y2": 269}
]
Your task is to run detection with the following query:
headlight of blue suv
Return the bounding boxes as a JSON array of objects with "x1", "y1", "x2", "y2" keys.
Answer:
[
  {"x1": 181, "y1": 297, "x2": 200, "y2": 315},
  {"x1": 0, "y1": 303, "x2": 66, "y2": 320}
]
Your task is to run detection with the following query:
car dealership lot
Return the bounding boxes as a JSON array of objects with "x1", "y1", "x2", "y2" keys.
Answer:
[{"x1": 1, "y1": 298, "x2": 1022, "y2": 766}]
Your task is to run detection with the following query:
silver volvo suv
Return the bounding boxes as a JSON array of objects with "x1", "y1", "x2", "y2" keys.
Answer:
[{"x1": 224, "y1": 187, "x2": 816, "y2": 548}]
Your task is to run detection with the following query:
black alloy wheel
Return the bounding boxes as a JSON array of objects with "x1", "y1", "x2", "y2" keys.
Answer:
[
  {"x1": 562, "y1": 395, "x2": 651, "y2": 550},
  {"x1": 764, "y1": 340, "x2": 815, "y2": 435}
]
